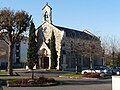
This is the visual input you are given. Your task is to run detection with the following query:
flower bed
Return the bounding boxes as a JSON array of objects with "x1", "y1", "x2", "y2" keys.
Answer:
[
  {"x1": 7, "y1": 77, "x2": 58, "y2": 87},
  {"x1": 83, "y1": 73, "x2": 101, "y2": 78}
]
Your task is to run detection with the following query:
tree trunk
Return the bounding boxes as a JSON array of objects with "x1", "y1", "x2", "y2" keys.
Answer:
[
  {"x1": 90, "y1": 54, "x2": 92, "y2": 69},
  {"x1": 8, "y1": 43, "x2": 14, "y2": 75},
  {"x1": 112, "y1": 51, "x2": 115, "y2": 66},
  {"x1": 32, "y1": 69, "x2": 34, "y2": 80},
  {"x1": 80, "y1": 55, "x2": 83, "y2": 72}
]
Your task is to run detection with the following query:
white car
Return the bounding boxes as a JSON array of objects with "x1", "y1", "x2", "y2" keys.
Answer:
[
  {"x1": 81, "y1": 69, "x2": 96, "y2": 74},
  {"x1": 81, "y1": 67, "x2": 112, "y2": 75}
]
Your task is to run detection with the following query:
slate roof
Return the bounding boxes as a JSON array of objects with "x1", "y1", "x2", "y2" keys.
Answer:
[
  {"x1": 54, "y1": 25, "x2": 99, "y2": 40},
  {"x1": 42, "y1": 2, "x2": 52, "y2": 10}
]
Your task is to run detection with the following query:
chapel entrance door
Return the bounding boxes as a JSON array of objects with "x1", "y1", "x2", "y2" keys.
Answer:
[{"x1": 44, "y1": 57, "x2": 49, "y2": 69}]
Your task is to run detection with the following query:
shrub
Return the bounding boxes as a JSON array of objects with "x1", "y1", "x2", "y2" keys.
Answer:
[
  {"x1": 47, "y1": 78, "x2": 55, "y2": 83},
  {"x1": 83, "y1": 73, "x2": 100, "y2": 78},
  {"x1": 35, "y1": 77, "x2": 48, "y2": 84},
  {"x1": 9, "y1": 77, "x2": 56, "y2": 85},
  {"x1": 13, "y1": 78, "x2": 30, "y2": 85}
]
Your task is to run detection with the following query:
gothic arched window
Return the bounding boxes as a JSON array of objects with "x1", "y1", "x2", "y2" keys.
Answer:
[{"x1": 44, "y1": 11, "x2": 48, "y2": 22}]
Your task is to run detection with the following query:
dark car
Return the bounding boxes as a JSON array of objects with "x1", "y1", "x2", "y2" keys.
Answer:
[{"x1": 109, "y1": 66, "x2": 120, "y2": 75}]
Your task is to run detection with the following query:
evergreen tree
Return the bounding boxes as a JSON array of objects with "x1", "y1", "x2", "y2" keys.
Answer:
[
  {"x1": 50, "y1": 31, "x2": 57, "y2": 69},
  {"x1": 27, "y1": 21, "x2": 37, "y2": 79}
]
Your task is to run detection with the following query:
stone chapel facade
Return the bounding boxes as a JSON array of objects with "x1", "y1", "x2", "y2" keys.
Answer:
[{"x1": 37, "y1": 3, "x2": 103, "y2": 71}]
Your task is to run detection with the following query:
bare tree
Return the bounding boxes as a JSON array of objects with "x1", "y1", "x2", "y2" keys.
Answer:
[
  {"x1": 82, "y1": 30, "x2": 103, "y2": 68},
  {"x1": 0, "y1": 8, "x2": 31, "y2": 75},
  {"x1": 101, "y1": 37, "x2": 111, "y2": 65},
  {"x1": 101, "y1": 36, "x2": 120, "y2": 66},
  {"x1": 109, "y1": 37, "x2": 118, "y2": 66},
  {"x1": 75, "y1": 37, "x2": 102, "y2": 69}
]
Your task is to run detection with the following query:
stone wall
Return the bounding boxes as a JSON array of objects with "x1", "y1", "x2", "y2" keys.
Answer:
[
  {"x1": 39, "y1": 22, "x2": 64, "y2": 69},
  {"x1": 38, "y1": 22, "x2": 103, "y2": 70}
]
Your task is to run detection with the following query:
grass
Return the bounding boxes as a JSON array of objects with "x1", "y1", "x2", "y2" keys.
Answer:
[
  {"x1": 0, "y1": 71, "x2": 17, "y2": 75},
  {"x1": 0, "y1": 71, "x2": 8, "y2": 75},
  {"x1": 60, "y1": 72, "x2": 111, "y2": 79},
  {"x1": 60, "y1": 72, "x2": 83, "y2": 79},
  {"x1": 0, "y1": 78, "x2": 17, "y2": 82}
]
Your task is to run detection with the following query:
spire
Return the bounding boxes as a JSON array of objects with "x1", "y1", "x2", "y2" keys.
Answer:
[
  {"x1": 46, "y1": 2, "x2": 48, "y2": 6},
  {"x1": 42, "y1": 2, "x2": 52, "y2": 10}
]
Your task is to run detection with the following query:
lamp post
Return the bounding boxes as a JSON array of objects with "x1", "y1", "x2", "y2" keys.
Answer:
[
  {"x1": 75, "y1": 58, "x2": 78, "y2": 73},
  {"x1": 75, "y1": 50, "x2": 78, "y2": 73}
]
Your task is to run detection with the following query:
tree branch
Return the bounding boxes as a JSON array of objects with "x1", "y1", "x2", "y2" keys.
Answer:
[{"x1": 0, "y1": 34, "x2": 9, "y2": 44}]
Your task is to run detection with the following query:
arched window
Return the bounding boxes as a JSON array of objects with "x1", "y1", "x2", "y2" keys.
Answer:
[{"x1": 44, "y1": 11, "x2": 48, "y2": 21}]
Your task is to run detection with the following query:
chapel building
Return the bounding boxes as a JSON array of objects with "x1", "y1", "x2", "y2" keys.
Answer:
[{"x1": 37, "y1": 3, "x2": 103, "y2": 71}]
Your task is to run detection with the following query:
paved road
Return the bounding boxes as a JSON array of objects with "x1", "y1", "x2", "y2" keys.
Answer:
[{"x1": 2, "y1": 78, "x2": 112, "y2": 90}]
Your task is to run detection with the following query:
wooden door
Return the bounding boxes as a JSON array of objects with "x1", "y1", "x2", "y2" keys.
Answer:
[{"x1": 44, "y1": 57, "x2": 49, "y2": 68}]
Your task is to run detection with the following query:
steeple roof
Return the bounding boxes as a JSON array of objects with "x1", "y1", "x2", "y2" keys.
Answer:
[{"x1": 42, "y1": 2, "x2": 52, "y2": 10}]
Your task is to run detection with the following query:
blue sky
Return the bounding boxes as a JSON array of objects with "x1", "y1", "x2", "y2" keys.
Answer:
[{"x1": 0, "y1": 0, "x2": 120, "y2": 40}]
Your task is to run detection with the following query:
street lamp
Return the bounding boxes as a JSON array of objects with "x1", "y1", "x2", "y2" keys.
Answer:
[
  {"x1": 74, "y1": 50, "x2": 78, "y2": 73},
  {"x1": 75, "y1": 58, "x2": 78, "y2": 73}
]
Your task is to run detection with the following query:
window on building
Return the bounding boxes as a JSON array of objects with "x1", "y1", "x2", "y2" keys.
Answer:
[
  {"x1": 62, "y1": 42, "x2": 65, "y2": 47},
  {"x1": 44, "y1": 11, "x2": 48, "y2": 22},
  {"x1": 71, "y1": 41, "x2": 73, "y2": 50},
  {"x1": 62, "y1": 50, "x2": 66, "y2": 54}
]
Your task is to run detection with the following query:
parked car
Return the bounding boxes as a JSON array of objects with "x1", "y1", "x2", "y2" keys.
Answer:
[
  {"x1": 109, "y1": 66, "x2": 120, "y2": 75},
  {"x1": 94, "y1": 66, "x2": 112, "y2": 75},
  {"x1": 81, "y1": 68, "x2": 96, "y2": 74},
  {"x1": 81, "y1": 66, "x2": 112, "y2": 75}
]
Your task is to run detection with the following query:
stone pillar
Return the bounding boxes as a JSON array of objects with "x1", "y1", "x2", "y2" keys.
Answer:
[
  {"x1": 56, "y1": 55, "x2": 60, "y2": 70},
  {"x1": 48, "y1": 56, "x2": 51, "y2": 69},
  {"x1": 112, "y1": 76, "x2": 120, "y2": 90}
]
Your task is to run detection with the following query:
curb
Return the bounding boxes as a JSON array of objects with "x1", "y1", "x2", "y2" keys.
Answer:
[
  {"x1": 59, "y1": 76, "x2": 102, "y2": 80},
  {"x1": 7, "y1": 81, "x2": 59, "y2": 87}
]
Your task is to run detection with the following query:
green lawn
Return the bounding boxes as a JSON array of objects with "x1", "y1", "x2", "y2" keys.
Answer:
[
  {"x1": 0, "y1": 71, "x2": 16, "y2": 75},
  {"x1": 60, "y1": 72, "x2": 83, "y2": 79},
  {"x1": 0, "y1": 71, "x2": 8, "y2": 75}
]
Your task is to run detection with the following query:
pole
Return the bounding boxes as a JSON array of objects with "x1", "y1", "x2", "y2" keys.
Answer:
[
  {"x1": 90, "y1": 54, "x2": 92, "y2": 69},
  {"x1": 76, "y1": 59, "x2": 78, "y2": 73}
]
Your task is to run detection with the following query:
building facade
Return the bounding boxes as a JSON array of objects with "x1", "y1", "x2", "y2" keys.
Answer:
[
  {"x1": 0, "y1": 38, "x2": 27, "y2": 68},
  {"x1": 37, "y1": 3, "x2": 103, "y2": 71}
]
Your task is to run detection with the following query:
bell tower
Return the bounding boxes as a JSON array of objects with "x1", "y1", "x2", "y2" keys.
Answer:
[{"x1": 42, "y1": 2, "x2": 52, "y2": 24}]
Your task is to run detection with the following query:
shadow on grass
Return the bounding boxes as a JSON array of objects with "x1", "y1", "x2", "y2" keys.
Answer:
[{"x1": 0, "y1": 72, "x2": 20, "y2": 76}]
